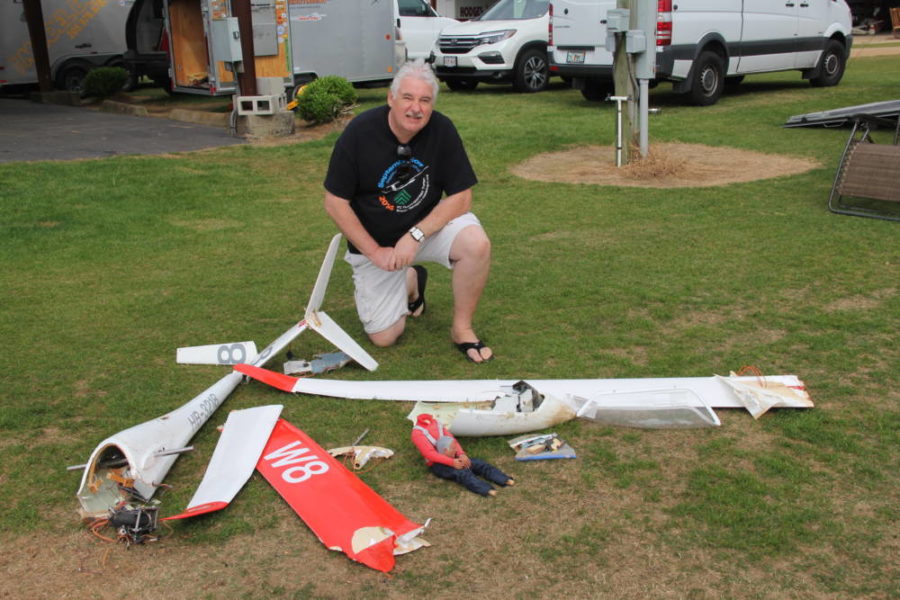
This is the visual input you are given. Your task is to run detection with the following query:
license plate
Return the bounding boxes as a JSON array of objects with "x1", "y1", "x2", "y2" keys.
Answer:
[
  {"x1": 566, "y1": 51, "x2": 586, "y2": 64},
  {"x1": 443, "y1": 56, "x2": 457, "y2": 67}
]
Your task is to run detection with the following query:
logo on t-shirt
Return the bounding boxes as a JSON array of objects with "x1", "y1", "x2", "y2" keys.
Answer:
[{"x1": 378, "y1": 158, "x2": 430, "y2": 214}]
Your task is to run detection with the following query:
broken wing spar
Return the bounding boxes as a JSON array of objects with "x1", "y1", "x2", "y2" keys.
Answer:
[
  {"x1": 234, "y1": 364, "x2": 813, "y2": 435},
  {"x1": 76, "y1": 233, "x2": 377, "y2": 518}
]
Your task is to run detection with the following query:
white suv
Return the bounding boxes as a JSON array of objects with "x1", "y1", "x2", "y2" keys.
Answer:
[{"x1": 432, "y1": 0, "x2": 552, "y2": 92}]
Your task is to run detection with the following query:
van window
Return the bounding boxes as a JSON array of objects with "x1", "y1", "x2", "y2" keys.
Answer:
[
  {"x1": 398, "y1": 0, "x2": 438, "y2": 18},
  {"x1": 478, "y1": 0, "x2": 548, "y2": 20}
]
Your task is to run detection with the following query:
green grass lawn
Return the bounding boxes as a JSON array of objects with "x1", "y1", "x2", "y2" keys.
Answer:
[{"x1": 1, "y1": 55, "x2": 897, "y2": 599}]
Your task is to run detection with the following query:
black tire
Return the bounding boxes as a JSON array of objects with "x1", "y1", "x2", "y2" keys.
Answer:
[
  {"x1": 512, "y1": 47, "x2": 549, "y2": 93},
  {"x1": 445, "y1": 79, "x2": 479, "y2": 91},
  {"x1": 724, "y1": 75, "x2": 744, "y2": 88},
  {"x1": 810, "y1": 40, "x2": 846, "y2": 88},
  {"x1": 56, "y1": 61, "x2": 90, "y2": 94},
  {"x1": 686, "y1": 50, "x2": 725, "y2": 106},
  {"x1": 580, "y1": 79, "x2": 613, "y2": 102},
  {"x1": 151, "y1": 75, "x2": 173, "y2": 94}
]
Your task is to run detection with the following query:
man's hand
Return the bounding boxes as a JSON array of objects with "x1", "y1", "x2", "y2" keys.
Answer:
[
  {"x1": 393, "y1": 233, "x2": 420, "y2": 269},
  {"x1": 455, "y1": 455, "x2": 471, "y2": 469},
  {"x1": 367, "y1": 246, "x2": 397, "y2": 271}
]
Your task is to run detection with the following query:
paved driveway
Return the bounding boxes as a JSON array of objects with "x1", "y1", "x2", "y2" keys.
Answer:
[{"x1": 0, "y1": 98, "x2": 244, "y2": 163}]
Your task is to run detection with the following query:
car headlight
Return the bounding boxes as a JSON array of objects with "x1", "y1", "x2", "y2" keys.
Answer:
[{"x1": 476, "y1": 30, "x2": 516, "y2": 47}]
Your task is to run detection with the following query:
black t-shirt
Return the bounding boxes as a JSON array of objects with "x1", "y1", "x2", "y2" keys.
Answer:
[{"x1": 324, "y1": 105, "x2": 477, "y2": 253}]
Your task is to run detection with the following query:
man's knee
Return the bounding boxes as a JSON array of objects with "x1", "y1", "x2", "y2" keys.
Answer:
[
  {"x1": 452, "y1": 225, "x2": 491, "y2": 262},
  {"x1": 368, "y1": 317, "x2": 406, "y2": 347}
]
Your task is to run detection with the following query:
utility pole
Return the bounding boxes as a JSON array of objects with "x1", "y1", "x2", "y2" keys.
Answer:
[
  {"x1": 611, "y1": 0, "x2": 635, "y2": 164},
  {"x1": 22, "y1": 0, "x2": 53, "y2": 92},
  {"x1": 231, "y1": 0, "x2": 257, "y2": 96},
  {"x1": 610, "y1": 0, "x2": 655, "y2": 164}
]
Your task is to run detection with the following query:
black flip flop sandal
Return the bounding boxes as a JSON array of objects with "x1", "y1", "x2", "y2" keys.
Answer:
[
  {"x1": 408, "y1": 265, "x2": 428, "y2": 317},
  {"x1": 455, "y1": 340, "x2": 494, "y2": 363}
]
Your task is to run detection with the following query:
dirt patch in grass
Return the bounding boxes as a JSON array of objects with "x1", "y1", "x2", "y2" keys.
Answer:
[
  {"x1": 823, "y1": 287, "x2": 896, "y2": 312},
  {"x1": 851, "y1": 45, "x2": 900, "y2": 58},
  {"x1": 510, "y1": 143, "x2": 820, "y2": 188}
]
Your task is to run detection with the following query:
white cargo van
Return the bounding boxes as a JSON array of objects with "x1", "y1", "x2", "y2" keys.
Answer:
[{"x1": 549, "y1": 0, "x2": 853, "y2": 105}]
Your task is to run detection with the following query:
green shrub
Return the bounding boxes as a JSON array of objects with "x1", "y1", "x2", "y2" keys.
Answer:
[
  {"x1": 83, "y1": 66, "x2": 129, "y2": 99},
  {"x1": 295, "y1": 76, "x2": 357, "y2": 124}
]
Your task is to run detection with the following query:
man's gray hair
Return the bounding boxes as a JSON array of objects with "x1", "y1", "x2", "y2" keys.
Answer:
[{"x1": 390, "y1": 58, "x2": 440, "y2": 100}]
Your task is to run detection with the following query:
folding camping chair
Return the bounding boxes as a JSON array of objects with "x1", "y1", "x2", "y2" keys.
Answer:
[
  {"x1": 891, "y1": 7, "x2": 900, "y2": 39},
  {"x1": 828, "y1": 113, "x2": 900, "y2": 221}
]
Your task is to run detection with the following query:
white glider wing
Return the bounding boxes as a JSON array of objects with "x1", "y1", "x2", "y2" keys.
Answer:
[
  {"x1": 234, "y1": 365, "x2": 811, "y2": 410},
  {"x1": 234, "y1": 364, "x2": 812, "y2": 434},
  {"x1": 164, "y1": 404, "x2": 283, "y2": 520}
]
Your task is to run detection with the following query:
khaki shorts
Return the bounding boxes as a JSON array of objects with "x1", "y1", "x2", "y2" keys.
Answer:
[{"x1": 345, "y1": 212, "x2": 482, "y2": 334}]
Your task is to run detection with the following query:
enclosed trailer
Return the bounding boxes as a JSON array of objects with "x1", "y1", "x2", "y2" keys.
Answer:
[
  {"x1": 290, "y1": 0, "x2": 406, "y2": 83},
  {"x1": 159, "y1": 0, "x2": 401, "y2": 96},
  {"x1": 163, "y1": 0, "x2": 293, "y2": 95},
  {"x1": 1, "y1": 0, "x2": 134, "y2": 92},
  {"x1": 288, "y1": 0, "x2": 401, "y2": 87}
]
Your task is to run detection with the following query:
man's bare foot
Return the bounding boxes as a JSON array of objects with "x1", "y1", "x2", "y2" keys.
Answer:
[
  {"x1": 487, "y1": 490, "x2": 497, "y2": 497},
  {"x1": 506, "y1": 479, "x2": 515, "y2": 487}
]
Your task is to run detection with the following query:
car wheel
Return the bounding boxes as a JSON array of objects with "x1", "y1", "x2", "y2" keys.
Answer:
[
  {"x1": 56, "y1": 62, "x2": 90, "y2": 95},
  {"x1": 580, "y1": 79, "x2": 612, "y2": 102},
  {"x1": 513, "y1": 47, "x2": 549, "y2": 93},
  {"x1": 445, "y1": 79, "x2": 479, "y2": 91},
  {"x1": 810, "y1": 40, "x2": 846, "y2": 88},
  {"x1": 686, "y1": 50, "x2": 725, "y2": 106}
]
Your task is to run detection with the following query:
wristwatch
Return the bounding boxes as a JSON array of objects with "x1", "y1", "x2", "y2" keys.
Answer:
[{"x1": 408, "y1": 226, "x2": 425, "y2": 242}]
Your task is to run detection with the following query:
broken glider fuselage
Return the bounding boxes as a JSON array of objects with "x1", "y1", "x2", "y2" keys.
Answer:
[
  {"x1": 76, "y1": 233, "x2": 378, "y2": 518},
  {"x1": 76, "y1": 324, "x2": 305, "y2": 518}
]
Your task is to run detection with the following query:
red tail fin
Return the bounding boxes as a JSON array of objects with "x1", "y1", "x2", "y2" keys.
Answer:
[{"x1": 234, "y1": 363, "x2": 298, "y2": 393}]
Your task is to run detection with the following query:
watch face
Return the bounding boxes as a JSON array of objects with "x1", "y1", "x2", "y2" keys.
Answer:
[{"x1": 410, "y1": 227, "x2": 424, "y2": 241}]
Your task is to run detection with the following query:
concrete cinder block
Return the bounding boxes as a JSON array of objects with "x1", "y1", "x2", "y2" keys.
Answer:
[
  {"x1": 235, "y1": 111, "x2": 296, "y2": 138},
  {"x1": 236, "y1": 94, "x2": 286, "y2": 116}
]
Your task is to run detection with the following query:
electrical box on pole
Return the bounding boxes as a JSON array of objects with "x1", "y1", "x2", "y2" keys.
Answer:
[{"x1": 606, "y1": 0, "x2": 657, "y2": 163}]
